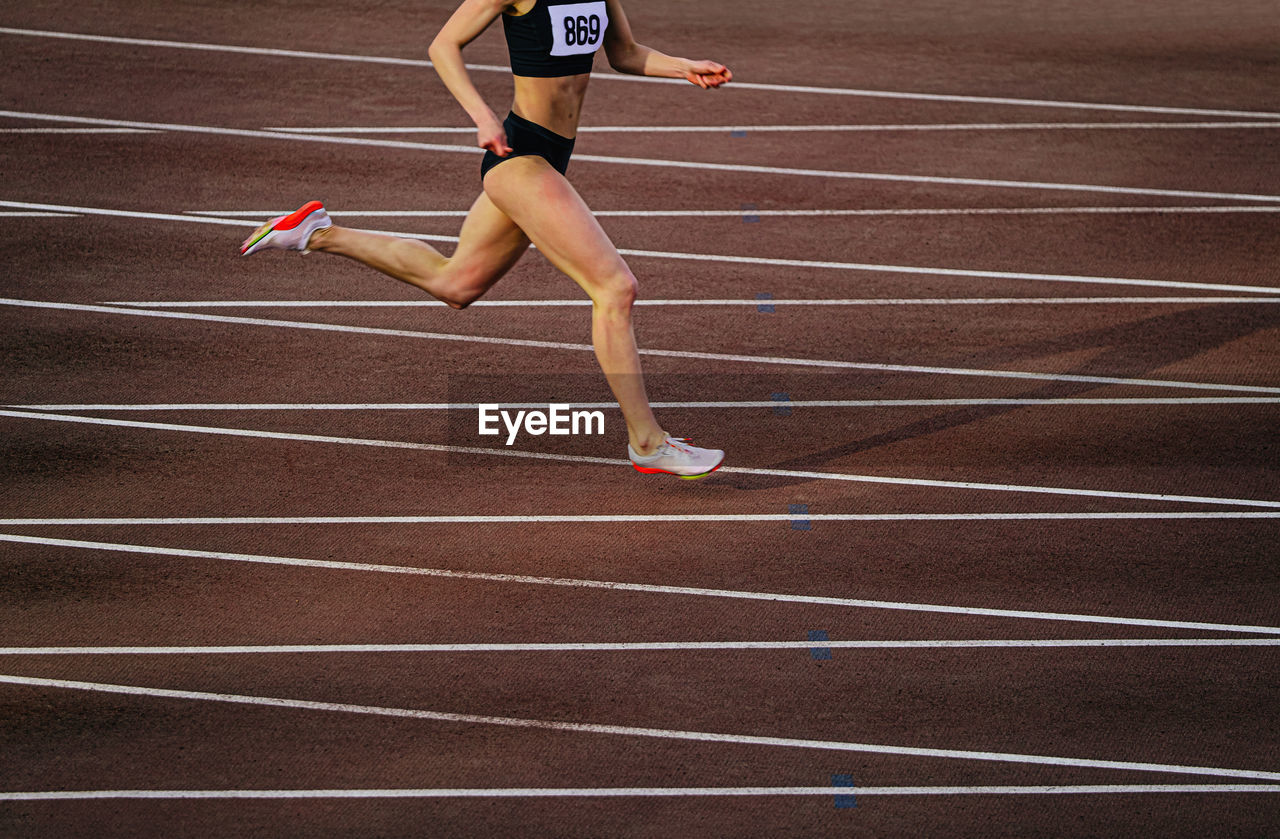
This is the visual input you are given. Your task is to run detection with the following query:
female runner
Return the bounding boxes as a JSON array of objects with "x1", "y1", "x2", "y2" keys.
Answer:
[{"x1": 241, "y1": 0, "x2": 732, "y2": 478}]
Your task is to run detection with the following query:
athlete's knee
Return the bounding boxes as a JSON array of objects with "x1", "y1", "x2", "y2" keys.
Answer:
[
  {"x1": 591, "y1": 265, "x2": 638, "y2": 312},
  {"x1": 437, "y1": 264, "x2": 493, "y2": 309},
  {"x1": 443, "y1": 286, "x2": 481, "y2": 309}
]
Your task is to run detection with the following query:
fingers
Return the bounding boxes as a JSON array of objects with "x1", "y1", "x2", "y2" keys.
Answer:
[
  {"x1": 480, "y1": 132, "x2": 513, "y2": 157},
  {"x1": 685, "y1": 71, "x2": 730, "y2": 88},
  {"x1": 684, "y1": 63, "x2": 733, "y2": 89}
]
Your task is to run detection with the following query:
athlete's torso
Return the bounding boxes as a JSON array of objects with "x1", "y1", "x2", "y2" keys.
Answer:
[
  {"x1": 502, "y1": 0, "x2": 609, "y2": 138},
  {"x1": 503, "y1": 0, "x2": 609, "y2": 77}
]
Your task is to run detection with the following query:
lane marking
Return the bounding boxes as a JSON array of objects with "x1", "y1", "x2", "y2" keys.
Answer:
[
  {"x1": 0, "y1": 127, "x2": 156, "y2": 134},
  {"x1": 269, "y1": 122, "x2": 1280, "y2": 134},
  {"x1": 100, "y1": 297, "x2": 1280, "y2": 308},
  {"x1": 7, "y1": 110, "x2": 1280, "y2": 205},
  {"x1": 191, "y1": 208, "x2": 474, "y2": 216},
  {"x1": 3, "y1": 26, "x2": 1279, "y2": 120},
  {"x1": 189, "y1": 205, "x2": 1280, "y2": 218},
  {"x1": 2, "y1": 673, "x2": 1277, "y2": 780},
  {"x1": 5, "y1": 297, "x2": 1280, "y2": 393},
  {"x1": 0, "y1": 200, "x2": 391, "y2": 234},
  {"x1": 270, "y1": 122, "x2": 1280, "y2": 133},
  {"x1": 615, "y1": 249, "x2": 1280, "y2": 295},
  {"x1": 2, "y1": 512, "x2": 1280, "y2": 525},
  {"x1": 13, "y1": 398, "x2": 1280, "y2": 411},
  {"x1": 5, "y1": 409, "x2": 1280, "y2": 508},
  {"x1": 0, "y1": 110, "x2": 480, "y2": 156},
  {"x1": 5, "y1": 639, "x2": 1274, "y2": 656},
  {"x1": 0, "y1": 26, "x2": 491, "y2": 68},
  {"x1": 2, "y1": 532, "x2": 1278, "y2": 635},
  {"x1": 8, "y1": 198, "x2": 1280, "y2": 296},
  {"x1": 1, "y1": 785, "x2": 1278, "y2": 800},
  {"x1": 0, "y1": 211, "x2": 78, "y2": 218},
  {"x1": 270, "y1": 126, "x2": 494, "y2": 134}
]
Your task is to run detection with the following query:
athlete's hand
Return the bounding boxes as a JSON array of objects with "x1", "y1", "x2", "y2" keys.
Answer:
[
  {"x1": 684, "y1": 61, "x2": 733, "y2": 89},
  {"x1": 476, "y1": 113, "x2": 512, "y2": 157}
]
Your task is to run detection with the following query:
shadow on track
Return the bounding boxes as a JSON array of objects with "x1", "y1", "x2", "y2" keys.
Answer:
[{"x1": 718, "y1": 304, "x2": 1280, "y2": 491}]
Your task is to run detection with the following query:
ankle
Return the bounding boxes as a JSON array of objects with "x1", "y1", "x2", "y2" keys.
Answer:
[
  {"x1": 306, "y1": 225, "x2": 335, "y2": 251},
  {"x1": 630, "y1": 429, "x2": 668, "y2": 456}
]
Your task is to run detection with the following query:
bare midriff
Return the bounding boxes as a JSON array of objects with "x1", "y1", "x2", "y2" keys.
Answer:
[{"x1": 511, "y1": 73, "x2": 592, "y2": 138}]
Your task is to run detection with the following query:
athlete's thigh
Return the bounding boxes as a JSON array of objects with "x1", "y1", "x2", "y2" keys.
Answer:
[
  {"x1": 449, "y1": 191, "x2": 532, "y2": 293},
  {"x1": 482, "y1": 157, "x2": 629, "y2": 293}
]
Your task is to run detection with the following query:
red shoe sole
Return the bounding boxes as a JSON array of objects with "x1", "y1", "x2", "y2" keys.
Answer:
[
  {"x1": 275, "y1": 200, "x2": 325, "y2": 231},
  {"x1": 632, "y1": 462, "x2": 722, "y2": 480}
]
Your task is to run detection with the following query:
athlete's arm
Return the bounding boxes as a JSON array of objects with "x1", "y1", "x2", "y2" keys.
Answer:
[
  {"x1": 602, "y1": 0, "x2": 732, "y2": 88},
  {"x1": 428, "y1": 0, "x2": 516, "y2": 155}
]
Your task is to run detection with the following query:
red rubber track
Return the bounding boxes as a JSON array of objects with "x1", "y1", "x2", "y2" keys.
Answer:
[{"x1": 1, "y1": 0, "x2": 1278, "y2": 835}]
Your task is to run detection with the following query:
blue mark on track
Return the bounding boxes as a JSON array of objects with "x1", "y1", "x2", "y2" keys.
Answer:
[
  {"x1": 789, "y1": 503, "x2": 811, "y2": 531},
  {"x1": 831, "y1": 773, "x2": 858, "y2": 808},
  {"x1": 771, "y1": 392, "x2": 792, "y2": 416},
  {"x1": 755, "y1": 291, "x2": 775, "y2": 313},
  {"x1": 808, "y1": 629, "x2": 831, "y2": 660}
]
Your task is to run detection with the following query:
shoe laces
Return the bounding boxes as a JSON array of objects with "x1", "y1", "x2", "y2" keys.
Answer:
[{"x1": 664, "y1": 437, "x2": 693, "y2": 454}]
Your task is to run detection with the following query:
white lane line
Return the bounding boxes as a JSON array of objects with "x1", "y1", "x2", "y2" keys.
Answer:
[
  {"x1": 0, "y1": 26, "x2": 493, "y2": 69},
  {"x1": 620, "y1": 206, "x2": 1280, "y2": 217},
  {"x1": 2, "y1": 673, "x2": 1277, "y2": 781},
  {"x1": 1, "y1": 785, "x2": 1277, "y2": 801},
  {"x1": 4, "y1": 513, "x2": 1280, "y2": 526},
  {"x1": 4, "y1": 27, "x2": 1279, "y2": 120},
  {"x1": 0, "y1": 212, "x2": 79, "y2": 218},
  {"x1": 590, "y1": 151, "x2": 1280, "y2": 204},
  {"x1": 0, "y1": 109, "x2": 480, "y2": 155},
  {"x1": 6, "y1": 297, "x2": 1279, "y2": 394},
  {"x1": 7, "y1": 110, "x2": 1280, "y2": 206},
  {"x1": 618, "y1": 254, "x2": 1280, "y2": 295},
  {"x1": 9, "y1": 199, "x2": 1280, "y2": 296},
  {"x1": 0, "y1": 200, "x2": 423, "y2": 236},
  {"x1": 187, "y1": 206, "x2": 1280, "y2": 217},
  {"x1": 190, "y1": 208, "x2": 472, "y2": 216},
  {"x1": 4, "y1": 639, "x2": 1278, "y2": 656},
  {"x1": 12, "y1": 398, "x2": 1280, "y2": 411},
  {"x1": 3, "y1": 533, "x2": 1279, "y2": 636},
  {"x1": 101, "y1": 297, "x2": 1280, "y2": 308},
  {"x1": 0, "y1": 127, "x2": 156, "y2": 134},
  {"x1": 4, "y1": 785, "x2": 1279, "y2": 800},
  {"x1": 270, "y1": 122, "x2": 1280, "y2": 133},
  {"x1": 267, "y1": 126, "x2": 475, "y2": 134},
  {"x1": 5, "y1": 409, "x2": 1280, "y2": 509}
]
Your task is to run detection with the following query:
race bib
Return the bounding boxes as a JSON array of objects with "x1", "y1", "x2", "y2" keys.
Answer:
[{"x1": 548, "y1": 1, "x2": 607, "y2": 56}]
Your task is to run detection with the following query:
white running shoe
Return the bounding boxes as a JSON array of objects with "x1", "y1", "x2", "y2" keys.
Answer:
[
  {"x1": 628, "y1": 436, "x2": 724, "y2": 479},
  {"x1": 240, "y1": 200, "x2": 332, "y2": 256}
]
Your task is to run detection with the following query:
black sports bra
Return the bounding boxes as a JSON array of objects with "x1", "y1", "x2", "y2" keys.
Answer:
[{"x1": 503, "y1": 0, "x2": 609, "y2": 77}]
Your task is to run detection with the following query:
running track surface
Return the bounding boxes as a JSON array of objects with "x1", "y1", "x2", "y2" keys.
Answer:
[{"x1": 1, "y1": 0, "x2": 1278, "y2": 836}]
